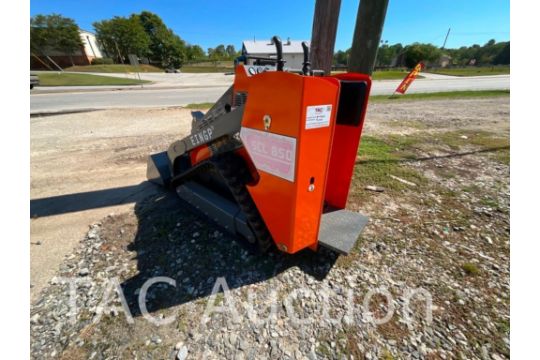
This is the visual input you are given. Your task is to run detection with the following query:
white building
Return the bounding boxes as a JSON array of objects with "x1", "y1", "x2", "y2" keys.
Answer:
[
  {"x1": 79, "y1": 29, "x2": 104, "y2": 61},
  {"x1": 242, "y1": 39, "x2": 309, "y2": 70}
]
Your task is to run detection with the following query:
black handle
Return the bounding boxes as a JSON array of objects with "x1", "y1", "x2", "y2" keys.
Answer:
[
  {"x1": 271, "y1": 36, "x2": 285, "y2": 71},
  {"x1": 301, "y1": 41, "x2": 312, "y2": 75}
]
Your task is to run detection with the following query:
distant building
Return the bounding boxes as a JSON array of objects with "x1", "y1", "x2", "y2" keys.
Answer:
[
  {"x1": 79, "y1": 30, "x2": 104, "y2": 62},
  {"x1": 31, "y1": 29, "x2": 105, "y2": 69},
  {"x1": 242, "y1": 39, "x2": 309, "y2": 70},
  {"x1": 439, "y1": 54, "x2": 452, "y2": 68},
  {"x1": 424, "y1": 54, "x2": 453, "y2": 69}
]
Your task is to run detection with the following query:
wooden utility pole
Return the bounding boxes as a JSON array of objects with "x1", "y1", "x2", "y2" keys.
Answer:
[
  {"x1": 310, "y1": 0, "x2": 342, "y2": 75},
  {"x1": 348, "y1": 0, "x2": 390, "y2": 75}
]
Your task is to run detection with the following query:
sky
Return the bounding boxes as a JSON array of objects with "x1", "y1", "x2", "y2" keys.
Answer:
[{"x1": 30, "y1": 0, "x2": 510, "y2": 51}]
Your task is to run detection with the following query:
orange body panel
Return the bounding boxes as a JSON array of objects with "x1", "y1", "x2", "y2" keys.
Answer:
[
  {"x1": 325, "y1": 73, "x2": 372, "y2": 208},
  {"x1": 190, "y1": 145, "x2": 212, "y2": 165},
  {"x1": 233, "y1": 65, "x2": 251, "y2": 94},
  {"x1": 239, "y1": 71, "x2": 340, "y2": 253}
]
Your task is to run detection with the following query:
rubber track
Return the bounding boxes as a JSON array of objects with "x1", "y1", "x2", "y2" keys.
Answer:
[
  {"x1": 211, "y1": 153, "x2": 273, "y2": 253},
  {"x1": 170, "y1": 160, "x2": 213, "y2": 189}
]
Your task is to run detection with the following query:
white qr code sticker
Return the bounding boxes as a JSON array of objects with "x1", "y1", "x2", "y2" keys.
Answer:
[{"x1": 305, "y1": 104, "x2": 332, "y2": 129}]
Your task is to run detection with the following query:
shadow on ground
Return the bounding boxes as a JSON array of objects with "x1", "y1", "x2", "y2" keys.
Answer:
[
  {"x1": 31, "y1": 182, "x2": 338, "y2": 317},
  {"x1": 30, "y1": 182, "x2": 157, "y2": 217},
  {"x1": 119, "y1": 191, "x2": 338, "y2": 317}
]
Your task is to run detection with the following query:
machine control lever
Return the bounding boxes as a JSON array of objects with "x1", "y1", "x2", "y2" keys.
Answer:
[
  {"x1": 271, "y1": 36, "x2": 285, "y2": 71},
  {"x1": 301, "y1": 41, "x2": 312, "y2": 76}
]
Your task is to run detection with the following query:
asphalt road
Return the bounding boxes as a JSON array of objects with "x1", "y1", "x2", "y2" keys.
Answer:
[
  {"x1": 31, "y1": 86, "x2": 228, "y2": 113},
  {"x1": 30, "y1": 74, "x2": 509, "y2": 114}
]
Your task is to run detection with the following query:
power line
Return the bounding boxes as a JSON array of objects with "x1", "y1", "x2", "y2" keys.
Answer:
[
  {"x1": 451, "y1": 31, "x2": 509, "y2": 35},
  {"x1": 441, "y1": 28, "x2": 451, "y2": 49}
]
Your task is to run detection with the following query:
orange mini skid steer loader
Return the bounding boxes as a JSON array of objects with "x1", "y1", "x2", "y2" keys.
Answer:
[{"x1": 147, "y1": 36, "x2": 371, "y2": 255}]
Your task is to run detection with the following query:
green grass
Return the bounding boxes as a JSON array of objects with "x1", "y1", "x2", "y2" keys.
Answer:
[
  {"x1": 181, "y1": 66, "x2": 233, "y2": 73},
  {"x1": 37, "y1": 73, "x2": 150, "y2": 86},
  {"x1": 354, "y1": 136, "x2": 427, "y2": 192},
  {"x1": 352, "y1": 130, "x2": 509, "y2": 199},
  {"x1": 373, "y1": 70, "x2": 424, "y2": 80},
  {"x1": 428, "y1": 66, "x2": 510, "y2": 77},
  {"x1": 332, "y1": 70, "x2": 424, "y2": 80},
  {"x1": 64, "y1": 64, "x2": 163, "y2": 73},
  {"x1": 181, "y1": 61, "x2": 234, "y2": 73},
  {"x1": 384, "y1": 130, "x2": 509, "y2": 154},
  {"x1": 371, "y1": 90, "x2": 509, "y2": 102},
  {"x1": 435, "y1": 130, "x2": 509, "y2": 150},
  {"x1": 183, "y1": 102, "x2": 215, "y2": 109},
  {"x1": 383, "y1": 130, "x2": 509, "y2": 152}
]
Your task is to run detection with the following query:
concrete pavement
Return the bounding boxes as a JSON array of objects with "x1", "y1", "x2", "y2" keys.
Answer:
[
  {"x1": 372, "y1": 74, "x2": 509, "y2": 95},
  {"x1": 30, "y1": 73, "x2": 509, "y2": 114}
]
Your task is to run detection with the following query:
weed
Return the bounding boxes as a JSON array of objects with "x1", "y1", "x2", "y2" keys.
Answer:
[
  {"x1": 493, "y1": 149, "x2": 510, "y2": 165},
  {"x1": 316, "y1": 342, "x2": 333, "y2": 358},
  {"x1": 480, "y1": 197, "x2": 500, "y2": 209},
  {"x1": 462, "y1": 263, "x2": 480, "y2": 276},
  {"x1": 497, "y1": 319, "x2": 510, "y2": 334},
  {"x1": 381, "y1": 348, "x2": 395, "y2": 360}
]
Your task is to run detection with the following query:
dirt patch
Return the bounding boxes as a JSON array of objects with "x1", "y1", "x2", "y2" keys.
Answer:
[
  {"x1": 365, "y1": 97, "x2": 509, "y2": 136},
  {"x1": 30, "y1": 107, "x2": 194, "y2": 301}
]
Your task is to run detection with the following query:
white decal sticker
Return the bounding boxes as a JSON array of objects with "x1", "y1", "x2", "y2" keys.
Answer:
[
  {"x1": 305, "y1": 104, "x2": 332, "y2": 129},
  {"x1": 240, "y1": 127, "x2": 296, "y2": 182}
]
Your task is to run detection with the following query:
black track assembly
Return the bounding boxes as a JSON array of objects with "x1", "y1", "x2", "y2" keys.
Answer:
[{"x1": 211, "y1": 153, "x2": 273, "y2": 253}]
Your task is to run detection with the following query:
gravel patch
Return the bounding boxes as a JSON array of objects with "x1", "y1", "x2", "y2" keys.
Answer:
[{"x1": 31, "y1": 97, "x2": 510, "y2": 359}]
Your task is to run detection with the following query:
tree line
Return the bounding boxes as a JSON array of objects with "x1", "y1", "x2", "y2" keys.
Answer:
[
  {"x1": 31, "y1": 12, "x2": 509, "y2": 70},
  {"x1": 334, "y1": 39, "x2": 510, "y2": 69},
  {"x1": 30, "y1": 14, "x2": 83, "y2": 66},
  {"x1": 30, "y1": 12, "x2": 240, "y2": 69}
]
